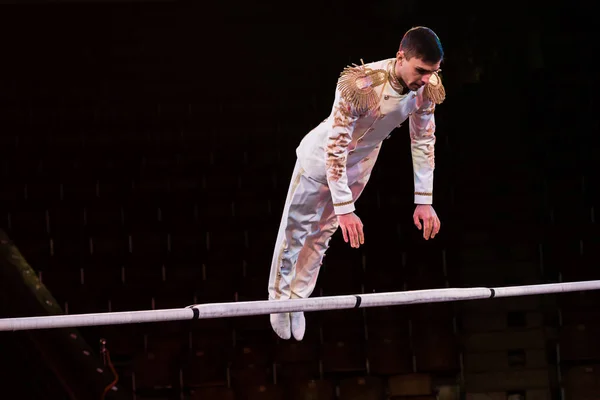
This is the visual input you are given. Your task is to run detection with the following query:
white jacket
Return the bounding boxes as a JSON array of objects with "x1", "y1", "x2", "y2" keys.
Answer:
[{"x1": 296, "y1": 57, "x2": 442, "y2": 215}]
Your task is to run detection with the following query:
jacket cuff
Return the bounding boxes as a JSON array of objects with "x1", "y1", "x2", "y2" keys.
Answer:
[
  {"x1": 333, "y1": 200, "x2": 355, "y2": 215},
  {"x1": 414, "y1": 192, "x2": 433, "y2": 205}
]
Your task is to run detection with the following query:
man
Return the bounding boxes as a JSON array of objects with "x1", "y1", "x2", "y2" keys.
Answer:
[{"x1": 267, "y1": 26, "x2": 445, "y2": 341}]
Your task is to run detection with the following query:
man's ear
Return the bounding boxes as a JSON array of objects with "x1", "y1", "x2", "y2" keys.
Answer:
[{"x1": 396, "y1": 50, "x2": 405, "y2": 63}]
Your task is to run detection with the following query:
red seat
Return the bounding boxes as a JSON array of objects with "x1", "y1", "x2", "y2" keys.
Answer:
[
  {"x1": 321, "y1": 309, "x2": 365, "y2": 342},
  {"x1": 559, "y1": 324, "x2": 600, "y2": 362},
  {"x1": 190, "y1": 318, "x2": 233, "y2": 351},
  {"x1": 276, "y1": 362, "x2": 321, "y2": 386},
  {"x1": 181, "y1": 347, "x2": 229, "y2": 388},
  {"x1": 321, "y1": 339, "x2": 366, "y2": 374},
  {"x1": 238, "y1": 384, "x2": 285, "y2": 400},
  {"x1": 145, "y1": 327, "x2": 188, "y2": 357},
  {"x1": 367, "y1": 337, "x2": 413, "y2": 375},
  {"x1": 132, "y1": 350, "x2": 179, "y2": 393},
  {"x1": 230, "y1": 365, "x2": 271, "y2": 388},
  {"x1": 275, "y1": 341, "x2": 319, "y2": 365},
  {"x1": 339, "y1": 376, "x2": 385, "y2": 400},
  {"x1": 189, "y1": 386, "x2": 235, "y2": 400},
  {"x1": 288, "y1": 380, "x2": 335, "y2": 400},
  {"x1": 413, "y1": 331, "x2": 460, "y2": 373},
  {"x1": 232, "y1": 315, "x2": 272, "y2": 345}
]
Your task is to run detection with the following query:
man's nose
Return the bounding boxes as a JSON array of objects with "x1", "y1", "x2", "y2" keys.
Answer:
[{"x1": 421, "y1": 74, "x2": 432, "y2": 84}]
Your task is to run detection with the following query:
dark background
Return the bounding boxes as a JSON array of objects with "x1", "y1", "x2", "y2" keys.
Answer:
[{"x1": 0, "y1": 0, "x2": 598, "y2": 399}]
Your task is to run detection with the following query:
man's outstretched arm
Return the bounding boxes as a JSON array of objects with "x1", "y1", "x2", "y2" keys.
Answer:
[
  {"x1": 410, "y1": 79, "x2": 445, "y2": 240},
  {"x1": 410, "y1": 103, "x2": 436, "y2": 205},
  {"x1": 325, "y1": 90, "x2": 358, "y2": 215},
  {"x1": 325, "y1": 89, "x2": 367, "y2": 248}
]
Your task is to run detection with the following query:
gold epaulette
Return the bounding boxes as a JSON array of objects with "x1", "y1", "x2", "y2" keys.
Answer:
[
  {"x1": 423, "y1": 71, "x2": 446, "y2": 104},
  {"x1": 337, "y1": 59, "x2": 388, "y2": 114}
]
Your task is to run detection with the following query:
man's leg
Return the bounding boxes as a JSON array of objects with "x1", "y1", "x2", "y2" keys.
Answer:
[
  {"x1": 289, "y1": 170, "x2": 372, "y2": 340},
  {"x1": 267, "y1": 161, "x2": 329, "y2": 339},
  {"x1": 291, "y1": 202, "x2": 339, "y2": 300}
]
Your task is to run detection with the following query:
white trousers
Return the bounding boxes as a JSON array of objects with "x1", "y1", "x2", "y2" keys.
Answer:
[{"x1": 268, "y1": 159, "x2": 371, "y2": 301}]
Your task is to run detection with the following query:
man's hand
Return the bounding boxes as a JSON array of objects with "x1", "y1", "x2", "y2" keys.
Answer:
[
  {"x1": 413, "y1": 205, "x2": 440, "y2": 240},
  {"x1": 338, "y1": 212, "x2": 364, "y2": 248}
]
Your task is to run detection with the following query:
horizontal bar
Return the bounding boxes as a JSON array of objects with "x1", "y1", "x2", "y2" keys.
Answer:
[{"x1": 0, "y1": 280, "x2": 598, "y2": 332}]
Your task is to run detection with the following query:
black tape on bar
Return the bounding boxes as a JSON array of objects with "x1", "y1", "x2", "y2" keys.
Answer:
[{"x1": 187, "y1": 306, "x2": 200, "y2": 319}]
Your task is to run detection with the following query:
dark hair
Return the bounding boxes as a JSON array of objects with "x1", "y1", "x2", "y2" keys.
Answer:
[{"x1": 399, "y1": 26, "x2": 444, "y2": 64}]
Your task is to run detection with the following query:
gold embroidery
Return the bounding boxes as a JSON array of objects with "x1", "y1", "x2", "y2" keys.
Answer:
[
  {"x1": 332, "y1": 113, "x2": 353, "y2": 129},
  {"x1": 427, "y1": 143, "x2": 435, "y2": 168},
  {"x1": 424, "y1": 119, "x2": 435, "y2": 137},
  {"x1": 326, "y1": 146, "x2": 347, "y2": 182},
  {"x1": 388, "y1": 60, "x2": 405, "y2": 95},
  {"x1": 416, "y1": 104, "x2": 436, "y2": 115},
  {"x1": 415, "y1": 192, "x2": 432, "y2": 196},
  {"x1": 327, "y1": 97, "x2": 353, "y2": 182},
  {"x1": 338, "y1": 59, "x2": 388, "y2": 115},
  {"x1": 423, "y1": 72, "x2": 446, "y2": 104},
  {"x1": 337, "y1": 102, "x2": 354, "y2": 118},
  {"x1": 334, "y1": 200, "x2": 354, "y2": 207}
]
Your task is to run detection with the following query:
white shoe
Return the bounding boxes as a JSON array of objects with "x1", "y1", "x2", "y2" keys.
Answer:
[
  {"x1": 270, "y1": 313, "x2": 291, "y2": 340},
  {"x1": 291, "y1": 312, "x2": 306, "y2": 341}
]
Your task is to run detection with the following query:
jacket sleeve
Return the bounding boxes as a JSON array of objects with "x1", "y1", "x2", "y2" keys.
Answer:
[
  {"x1": 409, "y1": 96, "x2": 437, "y2": 205},
  {"x1": 325, "y1": 88, "x2": 360, "y2": 215}
]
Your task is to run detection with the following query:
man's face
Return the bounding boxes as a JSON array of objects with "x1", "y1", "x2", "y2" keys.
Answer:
[{"x1": 396, "y1": 50, "x2": 441, "y2": 91}]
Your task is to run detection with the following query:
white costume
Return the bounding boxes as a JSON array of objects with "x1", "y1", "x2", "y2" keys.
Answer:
[{"x1": 267, "y1": 57, "x2": 445, "y2": 340}]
